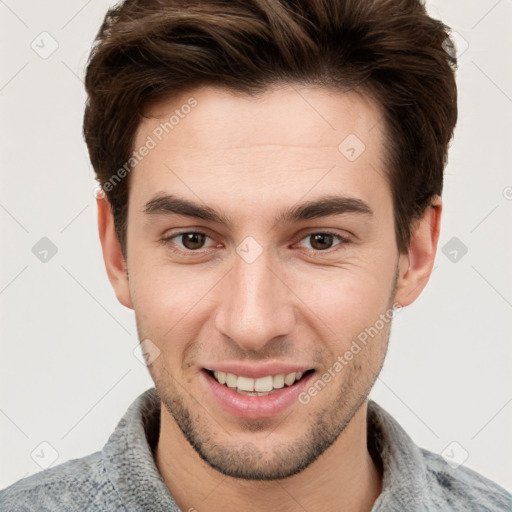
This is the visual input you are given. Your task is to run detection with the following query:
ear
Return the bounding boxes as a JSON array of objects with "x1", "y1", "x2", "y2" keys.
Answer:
[
  {"x1": 394, "y1": 195, "x2": 442, "y2": 307},
  {"x1": 96, "y1": 194, "x2": 133, "y2": 309}
]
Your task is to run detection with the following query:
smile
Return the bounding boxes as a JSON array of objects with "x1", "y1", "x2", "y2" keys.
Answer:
[
  {"x1": 202, "y1": 367, "x2": 316, "y2": 418},
  {"x1": 209, "y1": 370, "x2": 311, "y2": 396}
]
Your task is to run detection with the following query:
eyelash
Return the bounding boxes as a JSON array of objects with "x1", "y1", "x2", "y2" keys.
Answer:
[{"x1": 161, "y1": 230, "x2": 351, "y2": 256}]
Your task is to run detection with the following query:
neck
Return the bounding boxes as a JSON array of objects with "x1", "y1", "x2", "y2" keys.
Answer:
[{"x1": 155, "y1": 401, "x2": 383, "y2": 512}]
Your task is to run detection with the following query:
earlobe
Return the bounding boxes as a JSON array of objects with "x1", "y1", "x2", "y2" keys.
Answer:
[
  {"x1": 96, "y1": 195, "x2": 133, "y2": 309},
  {"x1": 394, "y1": 196, "x2": 442, "y2": 307}
]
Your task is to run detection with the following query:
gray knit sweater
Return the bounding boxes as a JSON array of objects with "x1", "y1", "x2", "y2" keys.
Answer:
[{"x1": 1, "y1": 388, "x2": 511, "y2": 511}]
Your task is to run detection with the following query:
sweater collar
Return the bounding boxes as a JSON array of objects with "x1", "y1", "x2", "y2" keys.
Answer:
[{"x1": 102, "y1": 388, "x2": 179, "y2": 510}]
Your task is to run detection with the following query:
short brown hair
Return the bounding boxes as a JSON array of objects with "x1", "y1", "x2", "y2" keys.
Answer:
[{"x1": 83, "y1": 0, "x2": 457, "y2": 255}]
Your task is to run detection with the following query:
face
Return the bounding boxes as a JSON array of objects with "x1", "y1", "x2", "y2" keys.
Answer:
[{"x1": 104, "y1": 84, "x2": 428, "y2": 480}]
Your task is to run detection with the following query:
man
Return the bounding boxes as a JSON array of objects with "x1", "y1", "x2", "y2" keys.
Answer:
[{"x1": 1, "y1": 0, "x2": 510, "y2": 510}]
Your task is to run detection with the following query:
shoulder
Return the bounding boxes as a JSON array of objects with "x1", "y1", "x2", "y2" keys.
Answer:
[
  {"x1": 367, "y1": 399, "x2": 511, "y2": 511},
  {"x1": 420, "y1": 447, "x2": 512, "y2": 511},
  {"x1": 0, "y1": 451, "x2": 124, "y2": 512}
]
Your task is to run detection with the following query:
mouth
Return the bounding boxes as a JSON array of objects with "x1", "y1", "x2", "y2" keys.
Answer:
[
  {"x1": 201, "y1": 366, "x2": 316, "y2": 418},
  {"x1": 205, "y1": 368, "x2": 315, "y2": 396}
]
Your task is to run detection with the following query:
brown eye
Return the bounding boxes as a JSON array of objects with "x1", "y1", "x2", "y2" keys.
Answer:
[
  {"x1": 297, "y1": 231, "x2": 349, "y2": 253},
  {"x1": 162, "y1": 230, "x2": 218, "y2": 255},
  {"x1": 180, "y1": 232, "x2": 207, "y2": 250},
  {"x1": 309, "y1": 233, "x2": 335, "y2": 250}
]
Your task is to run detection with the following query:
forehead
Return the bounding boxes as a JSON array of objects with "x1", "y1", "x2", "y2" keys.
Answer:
[
  {"x1": 129, "y1": 84, "x2": 389, "y2": 218},
  {"x1": 136, "y1": 84, "x2": 383, "y2": 151}
]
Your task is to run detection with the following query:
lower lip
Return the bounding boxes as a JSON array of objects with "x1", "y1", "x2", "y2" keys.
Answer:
[{"x1": 201, "y1": 370, "x2": 315, "y2": 419}]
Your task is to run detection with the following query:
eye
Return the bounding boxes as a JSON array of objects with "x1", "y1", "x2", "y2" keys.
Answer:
[
  {"x1": 297, "y1": 232, "x2": 349, "y2": 252},
  {"x1": 162, "y1": 231, "x2": 217, "y2": 252}
]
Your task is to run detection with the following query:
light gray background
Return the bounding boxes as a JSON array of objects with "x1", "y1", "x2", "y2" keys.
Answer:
[{"x1": 1, "y1": 0, "x2": 511, "y2": 493}]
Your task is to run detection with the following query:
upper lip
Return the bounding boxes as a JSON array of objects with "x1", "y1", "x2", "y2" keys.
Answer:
[{"x1": 203, "y1": 363, "x2": 314, "y2": 379}]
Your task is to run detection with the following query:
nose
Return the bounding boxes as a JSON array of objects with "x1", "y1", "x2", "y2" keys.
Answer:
[{"x1": 214, "y1": 247, "x2": 296, "y2": 352}]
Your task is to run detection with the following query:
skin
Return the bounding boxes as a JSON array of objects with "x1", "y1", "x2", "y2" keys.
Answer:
[{"x1": 97, "y1": 84, "x2": 441, "y2": 512}]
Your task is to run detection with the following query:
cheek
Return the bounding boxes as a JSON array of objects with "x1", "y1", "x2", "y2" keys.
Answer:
[
  {"x1": 129, "y1": 261, "x2": 220, "y2": 340},
  {"x1": 289, "y1": 262, "x2": 395, "y2": 341}
]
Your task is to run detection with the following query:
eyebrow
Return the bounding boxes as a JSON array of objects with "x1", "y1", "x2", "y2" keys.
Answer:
[{"x1": 143, "y1": 193, "x2": 373, "y2": 225}]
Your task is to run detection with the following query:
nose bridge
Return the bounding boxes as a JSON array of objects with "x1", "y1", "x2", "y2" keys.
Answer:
[{"x1": 215, "y1": 247, "x2": 295, "y2": 351}]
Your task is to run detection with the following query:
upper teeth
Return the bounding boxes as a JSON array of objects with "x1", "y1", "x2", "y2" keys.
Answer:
[{"x1": 213, "y1": 371, "x2": 304, "y2": 394}]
